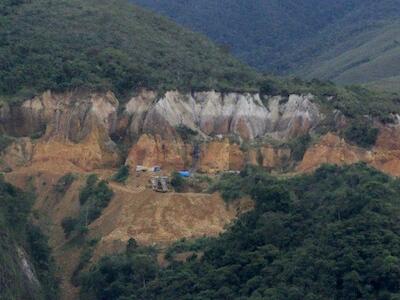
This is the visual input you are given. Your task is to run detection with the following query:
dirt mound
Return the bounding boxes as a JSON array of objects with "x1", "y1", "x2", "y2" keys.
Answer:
[{"x1": 90, "y1": 186, "x2": 237, "y2": 259}]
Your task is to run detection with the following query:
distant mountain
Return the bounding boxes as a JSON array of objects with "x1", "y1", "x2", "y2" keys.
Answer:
[
  {"x1": 0, "y1": 0, "x2": 258, "y2": 101},
  {"x1": 131, "y1": 0, "x2": 400, "y2": 92}
]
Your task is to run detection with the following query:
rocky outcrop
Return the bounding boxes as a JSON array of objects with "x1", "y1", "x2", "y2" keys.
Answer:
[
  {"x1": 123, "y1": 90, "x2": 322, "y2": 141},
  {"x1": 1, "y1": 89, "x2": 325, "y2": 173},
  {"x1": 297, "y1": 133, "x2": 366, "y2": 173},
  {"x1": 0, "y1": 138, "x2": 34, "y2": 171},
  {"x1": 125, "y1": 134, "x2": 292, "y2": 173},
  {"x1": 125, "y1": 134, "x2": 192, "y2": 171},
  {"x1": 369, "y1": 125, "x2": 400, "y2": 176},
  {"x1": 258, "y1": 146, "x2": 291, "y2": 169},
  {"x1": 2, "y1": 91, "x2": 120, "y2": 171},
  {"x1": 298, "y1": 127, "x2": 400, "y2": 177},
  {"x1": 198, "y1": 139, "x2": 245, "y2": 173},
  {"x1": 32, "y1": 126, "x2": 119, "y2": 171},
  {"x1": 19, "y1": 90, "x2": 119, "y2": 141}
]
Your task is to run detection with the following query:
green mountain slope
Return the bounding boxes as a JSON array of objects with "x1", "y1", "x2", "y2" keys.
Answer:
[
  {"x1": 131, "y1": 0, "x2": 400, "y2": 91},
  {"x1": 297, "y1": 22, "x2": 400, "y2": 93},
  {"x1": 81, "y1": 164, "x2": 400, "y2": 299},
  {"x1": 0, "y1": 0, "x2": 258, "y2": 101}
]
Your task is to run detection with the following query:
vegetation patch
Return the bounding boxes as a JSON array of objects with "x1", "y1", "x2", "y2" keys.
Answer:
[
  {"x1": 61, "y1": 174, "x2": 114, "y2": 238},
  {"x1": 175, "y1": 124, "x2": 198, "y2": 143},
  {"x1": 0, "y1": 134, "x2": 13, "y2": 153},
  {"x1": 111, "y1": 165, "x2": 130, "y2": 183},
  {"x1": 0, "y1": 0, "x2": 258, "y2": 102},
  {"x1": 81, "y1": 163, "x2": 400, "y2": 299},
  {"x1": 80, "y1": 243, "x2": 159, "y2": 300},
  {"x1": 53, "y1": 173, "x2": 76, "y2": 194},
  {"x1": 164, "y1": 236, "x2": 215, "y2": 262},
  {"x1": 71, "y1": 239, "x2": 99, "y2": 286},
  {"x1": 286, "y1": 133, "x2": 312, "y2": 162},
  {"x1": 344, "y1": 120, "x2": 379, "y2": 148},
  {"x1": 170, "y1": 172, "x2": 186, "y2": 193},
  {"x1": 0, "y1": 176, "x2": 59, "y2": 299}
]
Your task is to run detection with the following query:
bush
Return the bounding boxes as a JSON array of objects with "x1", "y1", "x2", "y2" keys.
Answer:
[
  {"x1": 175, "y1": 124, "x2": 198, "y2": 143},
  {"x1": 79, "y1": 174, "x2": 98, "y2": 205},
  {"x1": 0, "y1": 134, "x2": 13, "y2": 152},
  {"x1": 61, "y1": 217, "x2": 79, "y2": 238},
  {"x1": 171, "y1": 172, "x2": 185, "y2": 192},
  {"x1": 79, "y1": 177, "x2": 114, "y2": 225},
  {"x1": 26, "y1": 224, "x2": 59, "y2": 299},
  {"x1": 344, "y1": 121, "x2": 379, "y2": 148},
  {"x1": 54, "y1": 173, "x2": 76, "y2": 194},
  {"x1": 287, "y1": 133, "x2": 312, "y2": 161},
  {"x1": 112, "y1": 165, "x2": 129, "y2": 183},
  {"x1": 71, "y1": 239, "x2": 99, "y2": 286},
  {"x1": 65, "y1": 175, "x2": 114, "y2": 238}
]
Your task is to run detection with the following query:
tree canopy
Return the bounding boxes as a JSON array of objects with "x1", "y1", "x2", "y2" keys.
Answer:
[{"x1": 81, "y1": 164, "x2": 400, "y2": 299}]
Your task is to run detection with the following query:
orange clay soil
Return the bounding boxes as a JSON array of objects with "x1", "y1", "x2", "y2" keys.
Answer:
[{"x1": 5, "y1": 164, "x2": 245, "y2": 300}]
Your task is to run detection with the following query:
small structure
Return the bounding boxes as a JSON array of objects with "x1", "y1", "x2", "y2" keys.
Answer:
[
  {"x1": 151, "y1": 166, "x2": 161, "y2": 172},
  {"x1": 151, "y1": 176, "x2": 169, "y2": 193},
  {"x1": 178, "y1": 171, "x2": 191, "y2": 178},
  {"x1": 136, "y1": 165, "x2": 148, "y2": 172}
]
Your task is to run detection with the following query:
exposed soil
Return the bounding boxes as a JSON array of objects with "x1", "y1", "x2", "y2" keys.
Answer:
[{"x1": 4, "y1": 164, "x2": 242, "y2": 300}]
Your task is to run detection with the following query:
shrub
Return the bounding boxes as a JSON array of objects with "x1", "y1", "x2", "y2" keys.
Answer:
[
  {"x1": 66, "y1": 175, "x2": 114, "y2": 238},
  {"x1": 287, "y1": 133, "x2": 312, "y2": 161},
  {"x1": 79, "y1": 177, "x2": 114, "y2": 225},
  {"x1": 79, "y1": 174, "x2": 98, "y2": 205},
  {"x1": 61, "y1": 217, "x2": 79, "y2": 238},
  {"x1": 112, "y1": 165, "x2": 129, "y2": 183},
  {"x1": 175, "y1": 124, "x2": 198, "y2": 143},
  {"x1": 0, "y1": 134, "x2": 12, "y2": 152},
  {"x1": 126, "y1": 238, "x2": 139, "y2": 254},
  {"x1": 54, "y1": 173, "x2": 76, "y2": 194},
  {"x1": 171, "y1": 172, "x2": 185, "y2": 192},
  {"x1": 71, "y1": 239, "x2": 99, "y2": 286},
  {"x1": 344, "y1": 121, "x2": 379, "y2": 148}
]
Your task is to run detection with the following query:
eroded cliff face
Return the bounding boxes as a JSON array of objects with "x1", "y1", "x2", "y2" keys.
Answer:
[
  {"x1": 2, "y1": 89, "x2": 321, "y2": 173},
  {"x1": 123, "y1": 90, "x2": 321, "y2": 141},
  {"x1": 2, "y1": 91, "x2": 120, "y2": 171},
  {"x1": 4, "y1": 89, "x2": 400, "y2": 177},
  {"x1": 125, "y1": 134, "x2": 292, "y2": 173},
  {"x1": 4, "y1": 88, "x2": 400, "y2": 300},
  {"x1": 125, "y1": 134, "x2": 193, "y2": 171},
  {"x1": 298, "y1": 125, "x2": 400, "y2": 177}
]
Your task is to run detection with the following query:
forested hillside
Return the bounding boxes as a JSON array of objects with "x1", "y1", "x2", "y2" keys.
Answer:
[
  {"x1": 0, "y1": 176, "x2": 58, "y2": 299},
  {"x1": 132, "y1": 0, "x2": 400, "y2": 92},
  {"x1": 81, "y1": 164, "x2": 400, "y2": 299},
  {"x1": 0, "y1": 0, "x2": 258, "y2": 102}
]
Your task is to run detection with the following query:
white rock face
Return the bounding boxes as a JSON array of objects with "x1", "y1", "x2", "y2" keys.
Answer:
[
  {"x1": 5, "y1": 90, "x2": 322, "y2": 142},
  {"x1": 124, "y1": 90, "x2": 322, "y2": 140}
]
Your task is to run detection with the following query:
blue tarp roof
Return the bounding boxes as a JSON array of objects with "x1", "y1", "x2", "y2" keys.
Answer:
[{"x1": 178, "y1": 171, "x2": 191, "y2": 177}]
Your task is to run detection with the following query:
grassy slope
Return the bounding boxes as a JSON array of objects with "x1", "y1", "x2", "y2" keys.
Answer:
[
  {"x1": 367, "y1": 75, "x2": 400, "y2": 93},
  {"x1": 131, "y1": 0, "x2": 400, "y2": 91},
  {"x1": 0, "y1": 0, "x2": 258, "y2": 102},
  {"x1": 298, "y1": 22, "x2": 400, "y2": 93}
]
